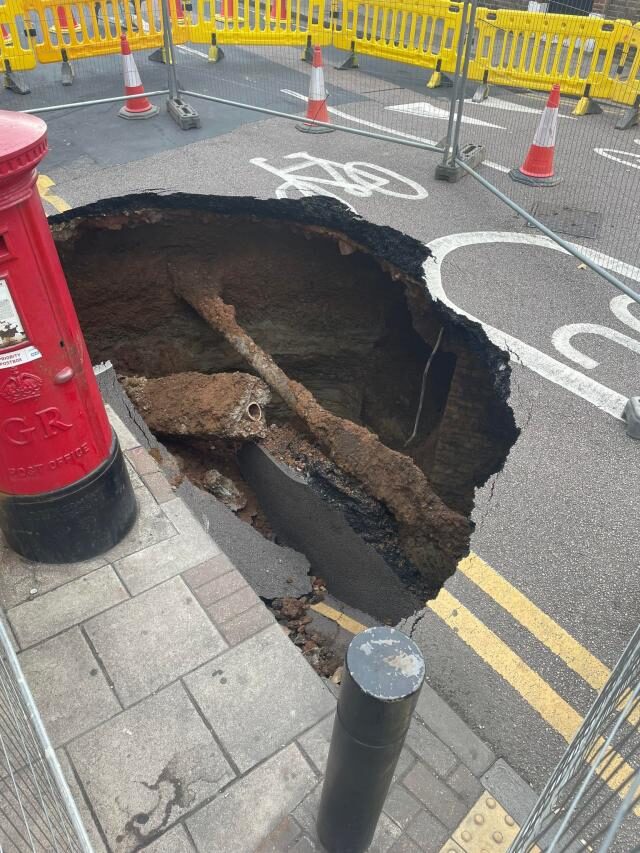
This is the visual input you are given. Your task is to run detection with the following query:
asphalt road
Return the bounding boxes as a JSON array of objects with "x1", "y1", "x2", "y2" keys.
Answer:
[{"x1": 10, "y1": 41, "x2": 640, "y2": 795}]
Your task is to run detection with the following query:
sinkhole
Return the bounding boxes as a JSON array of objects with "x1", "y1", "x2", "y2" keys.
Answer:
[{"x1": 52, "y1": 193, "x2": 518, "y2": 636}]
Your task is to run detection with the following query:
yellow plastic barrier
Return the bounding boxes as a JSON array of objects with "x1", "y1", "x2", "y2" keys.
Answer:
[
  {"x1": 600, "y1": 20, "x2": 640, "y2": 106},
  {"x1": 187, "y1": 0, "x2": 329, "y2": 48},
  {"x1": 332, "y1": 0, "x2": 464, "y2": 74},
  {"x1": 468, "y1": 9, "x2": 635, "y2": 99},
  {"x1": 1, "y1": 0, "x2": 37, "y2": 71},
  {"x1": 23, "y1": 0, "x2": 188, "y2": 64}
]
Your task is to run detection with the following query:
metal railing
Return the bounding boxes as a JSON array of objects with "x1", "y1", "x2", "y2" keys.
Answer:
[{"x1": 0, "y1": 618, "x2": 93, "y2": 852}]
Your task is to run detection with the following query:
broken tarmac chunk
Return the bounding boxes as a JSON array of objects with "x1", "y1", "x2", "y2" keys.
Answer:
[{"x1": 122, "y1": 372, "x2": 271, "y2": 441}]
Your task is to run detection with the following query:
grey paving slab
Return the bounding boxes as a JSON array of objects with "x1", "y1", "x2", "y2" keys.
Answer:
[
  {"x1": 0, "y1": 537, "x2": 108, "y2": 611},
  {"x1": 481, "y1": 758, "x2": 538, "y2": 826},
  {"x1": 290, "y1": 836, "x2": 318, "y2": 852},
  {"x1": 143, "y1": 472, "x2": 176, "y2": 504},
  {"x1": 405, "y1": 717, "x2": 458, "y2": 779},
  {"x1": 219, "y1": 602, "x2": 275, "y2": 645},
  {"x1": 85, "y1": 576, "x2": 227, "y2": 707},
  {"x1": 446, "y1": 763, "x2": 484, "y2": 808},
  {"x1": 125, "y1": 458, "x2": 145, "y2": 490},
  {"x1": 8, "y1": 565, "x2": 128, "y2": 649},
  {"x1": 205, "y1": 585, "x2": 261, "y2": 625},
  {"x1": 389, "y1": 835, "x2": 423, "y2": 853},
  {"x1": 106, "y1": 405, "x2": 140, "y2": 451},
  {"x1": 143, "y1": 825, "x2": 196, "y2": 852},
  {"x1": 296, "y1": 713, "x2": 334, "y2": 774},
  {"x1": 115, "y1": 528, "x2": 220, "y2": 596},
  {"x1": 405, "y1": 809, "x2": 450, "y2": 852},
  {"x1": 184, "y1": 624, "x2": 335, "y2": 773},
  {"x1": 293, "y1": 783, "x2": 402, "y2": 852},
  {"x1": 68, "y1": 682, "x2": 234, "y2": 853},
  {"x1": 403, "y1": 763, "x2": 468, "y2": 832},
  {"x1": 415, "y1": 685, "x2": 495, "y2": 777},
  {"x1": 57, "y1": 750, "x2": 108, "y2": 853},
  {"x1": 126, "y1": 446, "x2": 160, "y2": 476},
  {"x1": 19, "y1": 628, "x2": 120, "y2": 746},
  {"x1": 187, "y1": 744, "x2": 315, "y2": 853},
  {"x1": 183, "y1": 553, "x2": 236, "y2": 590},
  {"x1": 103, "y1": 486, "x2": 177, "y2": 564},
  {"x1": 383, "y1": 784, "x2": 422, "y2": 830},
  {"x1": 258, "y1": 816, "x2": 304, "y2": 852},
  {"x1": 196, "y1": 569, "x2": 248, "y2": 607}
]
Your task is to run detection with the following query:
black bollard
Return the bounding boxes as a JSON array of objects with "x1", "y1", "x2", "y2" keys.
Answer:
[{"x1": 317, "y1": 626, "x2": 425, "y2": 852}]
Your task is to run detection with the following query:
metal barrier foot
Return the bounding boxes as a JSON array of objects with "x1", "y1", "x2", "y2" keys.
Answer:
[
  {"x1": 509, "y1": 167, "x2": 561, "y2": 187},
  {"x1": 615, "y1": 96, "x2": 640, "y2": 130},
  {"x1": 573, "y1": 96, "x2": 602, "y2": 116},
  {"x1": 336, "y1": 42, "x2": 358, "y2": 70},
  {"x1": 61, "y1": 52, "x2": 74, "y2": 87},
  {"x1": 3, "y1": 61, "x2": 30, "y2": 95},
  {"x1": 167, "y1": 97, "x2": 201, "y2": 130},
  {"x1": 472, "y1": 82, "x2": 490, "y2": 103},
  {"x1": 208, "y1": 34, "x2": 224, "y2": 63},
  {"x1": 435, "y1": 144, "x2": 485, "y2": 183},
  {"x1": 301, "y1": 36, "x2": 313, "y2": 63},
  {"x1": 472, "y1": 70, "x2": 489, "y2": 103}
]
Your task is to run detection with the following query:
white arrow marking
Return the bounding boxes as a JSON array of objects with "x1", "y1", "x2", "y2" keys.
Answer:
[{"x1": 387, "y1": 101, "x2": 506, "y2": 129}]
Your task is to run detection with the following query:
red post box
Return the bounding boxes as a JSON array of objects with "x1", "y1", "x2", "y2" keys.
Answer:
[{"x1": 0, "y1": 111, "x2": 137, "y2": 563}]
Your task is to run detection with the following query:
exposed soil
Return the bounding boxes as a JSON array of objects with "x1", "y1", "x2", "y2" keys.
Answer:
[
  {"x1": 122, "y1": 371, "x2": 271, "y2": 440},
  {"x1": 52, "y1": 193, "x2": 518, "y2": 630}
]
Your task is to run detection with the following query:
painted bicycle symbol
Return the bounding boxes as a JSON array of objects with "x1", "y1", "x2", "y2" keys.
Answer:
[
  {"x1": 250, "y1": 152, "x2": 428, "y2": 212},
  {"x1": 594, "y1": 138, "x2": 640, "y2": 170}
]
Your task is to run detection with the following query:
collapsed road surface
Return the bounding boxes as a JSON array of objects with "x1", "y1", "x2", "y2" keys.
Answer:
[{"x1": 53, "y1": 193, "x2": 518, "y2": 634}]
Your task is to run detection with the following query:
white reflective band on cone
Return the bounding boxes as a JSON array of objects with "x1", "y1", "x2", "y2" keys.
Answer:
[
  {"x1": 309, "y1": 66, "x2": 325, "y2": 103},
  {"x1": 123, "y1": 53, "x2": 142, "y2": 90},
  {"x1": 532, "y1": 107, "x2": 559, "y2": 148}
]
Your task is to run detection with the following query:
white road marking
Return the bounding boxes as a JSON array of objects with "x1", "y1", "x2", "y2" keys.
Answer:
[
  {"x1": 387, "y1": 101, "x2": 506, "y2": 129},
  {"x1": 552, "y1": 323, "x2": 640, "y2": 370},
  {"x1": 594, "y1": 139, "x2": 640, "y2": 170},
  {"x1": 176, "y1": 44, "x2": 210, "y2": 59},
  {"x1": 280, "y1": 89, "x2": 510, "y2": 174},
  {"x1": 423, "y1": 232, "x2": 633, "y2": 421},
  {"x1": 610, "y1": 295, "x2": 640, "y2": 335},
  {"x1": 250, "y1": 152, "x2": 428, "y2": 212},
  {"x1": 465, "y1": 95, "x2": 576, "y2": 119}
]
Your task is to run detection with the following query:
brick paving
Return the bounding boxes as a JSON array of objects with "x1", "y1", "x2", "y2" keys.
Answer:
[{"x1": 0, "y1": 407, "x2": 538, "y2": 852}]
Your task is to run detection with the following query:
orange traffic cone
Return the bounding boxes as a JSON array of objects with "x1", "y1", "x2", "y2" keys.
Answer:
[
  {"x1": 1, "y1": 23, "x2": 12, "y2": 47},
  {"x1": 510, "y1": 84, "x2": 561, "y2": 186},
  {"x1": 118, "y1": 35, "x2": 158, "y2": 120},
  {"x1": 173, "y1": 0, "x2": 185, "y2": 24},
  {"x1": 270, "y1": 0, "x2": 287, "y2": 18},
  {"x1": 296, "y1": 46, "x2": 334, "y2": 134},
  {"x1": 51, "y1": 5, "x2": 82, "y2": 34}
]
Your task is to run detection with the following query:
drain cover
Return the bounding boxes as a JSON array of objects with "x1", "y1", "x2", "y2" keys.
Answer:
[{"x1": 527, "y1": 203, "x2": 602, "y2": 239}]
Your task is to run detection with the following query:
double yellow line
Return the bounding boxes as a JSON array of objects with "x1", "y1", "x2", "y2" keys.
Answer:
[{"x1": 313, "y1": 553, "x2": 639, "y2": 809}]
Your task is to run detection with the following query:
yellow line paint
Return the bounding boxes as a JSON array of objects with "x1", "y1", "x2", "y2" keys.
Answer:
[
  {"x1": 310, "y1": 601, "x2": 367, "y2": 636},
  {"x1": 459, "y1": 553, "x2": 610, "y2": 691},
  {"x1": 37, "y1": 175, "x2": 71, "y2": 213},
  {"x1": 429, "y1": 589, "x2": 640, "y2": 813},
  {"x1": 430, "y1": 588, "x2": 583, "y2": 741}
]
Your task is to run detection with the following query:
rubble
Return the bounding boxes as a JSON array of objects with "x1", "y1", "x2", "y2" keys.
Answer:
[{"x1": 202, "y1": 469, "x2": 247, "y2": 512}]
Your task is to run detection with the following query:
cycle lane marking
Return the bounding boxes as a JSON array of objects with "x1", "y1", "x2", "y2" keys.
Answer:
[{"x1": 424, "y1": 231, "x2": 633, "y2": 421}]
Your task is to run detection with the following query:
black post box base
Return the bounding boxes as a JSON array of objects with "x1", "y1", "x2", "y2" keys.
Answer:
[{"x1": 0, "y1": 434, "x2": 138, "y2": 564}]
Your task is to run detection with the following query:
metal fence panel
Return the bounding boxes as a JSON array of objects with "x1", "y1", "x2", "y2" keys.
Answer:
[{"x1": 0, "y1": 619, "x2": 93, "y2": 853}]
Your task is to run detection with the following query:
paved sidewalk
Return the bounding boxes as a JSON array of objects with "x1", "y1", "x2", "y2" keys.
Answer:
[{"x1": 0, "y1": 407, "x2": 538, "y2": 853}]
